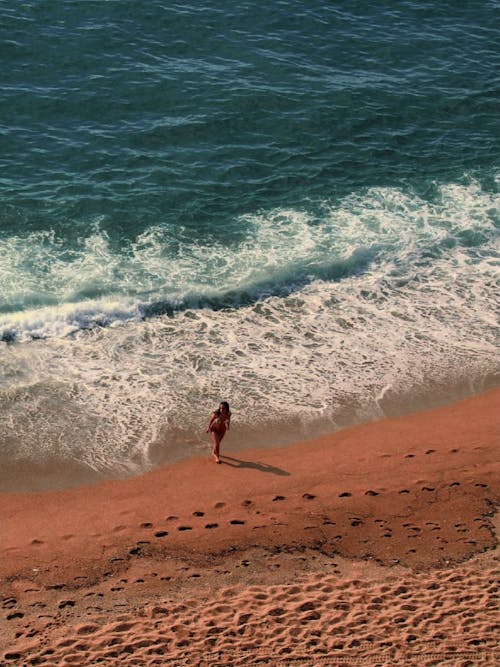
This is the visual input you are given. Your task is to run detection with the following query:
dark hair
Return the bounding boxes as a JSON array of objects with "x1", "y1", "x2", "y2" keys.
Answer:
[{"x1": 219, "y1": 401, "x2": 231, "y2": 415}]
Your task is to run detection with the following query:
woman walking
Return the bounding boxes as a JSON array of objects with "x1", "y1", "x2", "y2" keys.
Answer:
[{"x1": 206, "y1": 401, "x2": 231, "y2": 464}]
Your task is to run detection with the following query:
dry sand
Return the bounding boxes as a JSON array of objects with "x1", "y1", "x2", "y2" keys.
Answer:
[{"x1": 1, "y1": 389, "x2": 499, "y2": 666}]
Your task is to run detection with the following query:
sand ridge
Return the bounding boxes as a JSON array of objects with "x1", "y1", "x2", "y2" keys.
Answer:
[{"x1": 1, "y1": 389, "x2": 499, "y2": 665}]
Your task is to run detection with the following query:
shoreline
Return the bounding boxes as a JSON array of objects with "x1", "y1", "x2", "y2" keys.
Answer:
[
  {"x1": 2, "y1": 376, "x2": 498, "y2": 495},
  {"x1": 1, "y1": 389, "x2": 499, "y2": 665}
]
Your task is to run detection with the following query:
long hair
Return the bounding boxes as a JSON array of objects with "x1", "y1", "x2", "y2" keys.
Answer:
[{"x1": 218, "y1": 401, "x2": 231, "y2": 416}]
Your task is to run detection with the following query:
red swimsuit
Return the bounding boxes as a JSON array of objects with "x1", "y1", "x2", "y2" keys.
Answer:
[{"x1": 209, "y1": 411, "x2": 229, "y2": 435}]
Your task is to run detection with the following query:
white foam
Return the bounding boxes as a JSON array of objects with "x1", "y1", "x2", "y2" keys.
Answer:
[
  {"x1": 0, "y1": 298, "x2": 143, "y2": 341},
  {"x1": 2, "y1": 178, "x2": 498, "y2": 341}
]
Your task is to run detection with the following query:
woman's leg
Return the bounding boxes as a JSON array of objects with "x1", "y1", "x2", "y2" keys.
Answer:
[{"x1": 210, "y1": 430, "x2": 221, "y2": 463}]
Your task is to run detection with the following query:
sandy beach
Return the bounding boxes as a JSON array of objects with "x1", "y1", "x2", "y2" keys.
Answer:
[{"x1": 1, "y1": 389, "x2": 499, "y2": 666}]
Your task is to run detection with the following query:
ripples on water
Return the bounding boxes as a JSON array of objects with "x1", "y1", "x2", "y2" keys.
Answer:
[{"x1": 2, "y1": 1, "x2": 498, "y2": 227}]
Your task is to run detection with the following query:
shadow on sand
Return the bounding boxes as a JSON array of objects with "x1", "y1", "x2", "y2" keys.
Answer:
[{"x1": 220, "y1": 455, "x2": 290, "y2": 477}]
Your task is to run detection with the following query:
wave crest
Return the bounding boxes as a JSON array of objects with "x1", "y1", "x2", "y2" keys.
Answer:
[{"x1": 1, "y1": 179, "x2": 498, "y2": 342}]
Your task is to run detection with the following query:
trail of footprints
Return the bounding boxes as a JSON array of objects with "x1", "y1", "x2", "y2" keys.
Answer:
[
  {"x1": 12, "y1": 466, "x2": 493, "y2": 565},
  {"x1": 118, "y1": 470, "x2": 490, "y2": 563},
  {"x1": 17, "y1": 444, "x2": 490, "y2": 553}
]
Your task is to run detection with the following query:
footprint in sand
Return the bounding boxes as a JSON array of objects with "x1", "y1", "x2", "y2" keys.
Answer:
[
  {"x1": 339, "y1": 492, "x2": 351, "y2": 498},
  {"x1": 399, "y1": 489, "x2": 410, "y2": 494},
  {"x1": 177, "y1": 526, "x2": 192, "y2": 531},
  {"x1": 425, "y1": 523, "x2": 441, "y2": 530},
  {"x1": 154, "y1": 531, "x2": 168, "y2": 538},
  {"x1": 58, "y1": 600, "x2": 75, "y2": 609},
  {"x1": 214, "y1": 502, "x2": 226, "y2": 509},
  {"x1": 405, "y1": 454, "x2": 415, "y2": 459},
  {"x1": 237, "y1": 612, "x2": 252, "y2": 625},
  {"x1": 230, "y1": 519, "x2": 245, "y2": 525},
  {"x1": 425, "y1": 449, "x2": 436, "y2": 454},
  {"x1": 2, "y1": 598, "x2": 17, "y2": 609},
  {"x1": 365, "y1": 490, "x2": 379, "y2": 496},
  {"x1": 205, "y1": 523, "x2": 218, "y2": 529},
  {"x1": 76, "y1": 623, "x2": 99, "y2": 635},
  {"x1": 242, "y1": 499, "x2": 253, "y2": 506},
  {"x1": 268, "y1": 606, "x2": 285, "y2": 616},
  {"x1": 303, "y1": 493, "x2": 316, "y2": 500},
  {"x1": 6, "y1": 612, "x2": 24, "y2": 620},
  {"x1": 140, "y1": 522, "x2": 153, "y2": 528},
  {"x1": 193, "y1": 511, "x2": 205, "y2": 517},
  {"x1": 110, "y1": 621, "x2": 136, "y2": 633},
  {"x1": 273, "y1": 495, "x2": 285, "y2": 501},
  {"x1": 4, "y1": 653, "x2": 22, "y2": 663},
  {"x1": 166, "y1": 515, "x2": 179, "y2": 521}
]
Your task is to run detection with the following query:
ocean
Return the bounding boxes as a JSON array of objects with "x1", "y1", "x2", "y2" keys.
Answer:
[{"x1": 1, "y1": 0, "x2": 498, "y2": 491}]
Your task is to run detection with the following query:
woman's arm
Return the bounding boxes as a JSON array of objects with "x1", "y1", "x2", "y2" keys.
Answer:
[{"x1": 206, "y1": 411, "x2": 216, "y2": 433}]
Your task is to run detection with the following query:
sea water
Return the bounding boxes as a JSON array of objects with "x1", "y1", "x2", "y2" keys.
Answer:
[{"x1": 1, "y1": 1, "x2": 498, "y2": 491}]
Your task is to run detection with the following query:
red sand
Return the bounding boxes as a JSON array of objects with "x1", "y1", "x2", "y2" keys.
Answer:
[{"x1": 1, "y1": 389, "x2": 499, "y2": 666}]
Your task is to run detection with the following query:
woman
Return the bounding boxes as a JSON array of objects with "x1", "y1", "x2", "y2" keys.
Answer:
[{"x1": 206, "y1": 401, "x2": 231, "y2": 464}]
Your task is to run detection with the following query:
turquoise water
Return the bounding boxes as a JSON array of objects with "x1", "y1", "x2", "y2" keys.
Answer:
[{"x1": 1, "y1": 1, "x2": 499, "y2": 490}]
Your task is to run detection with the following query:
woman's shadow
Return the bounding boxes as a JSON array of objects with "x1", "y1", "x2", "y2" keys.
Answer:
[{"x1": 221, "y1": 455, "x2": 290, "y2": 477}]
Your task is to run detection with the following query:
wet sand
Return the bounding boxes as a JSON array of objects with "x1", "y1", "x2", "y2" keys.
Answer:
[{"x1": 1, "y1": 389, "x2": 499, "y2": 666}]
